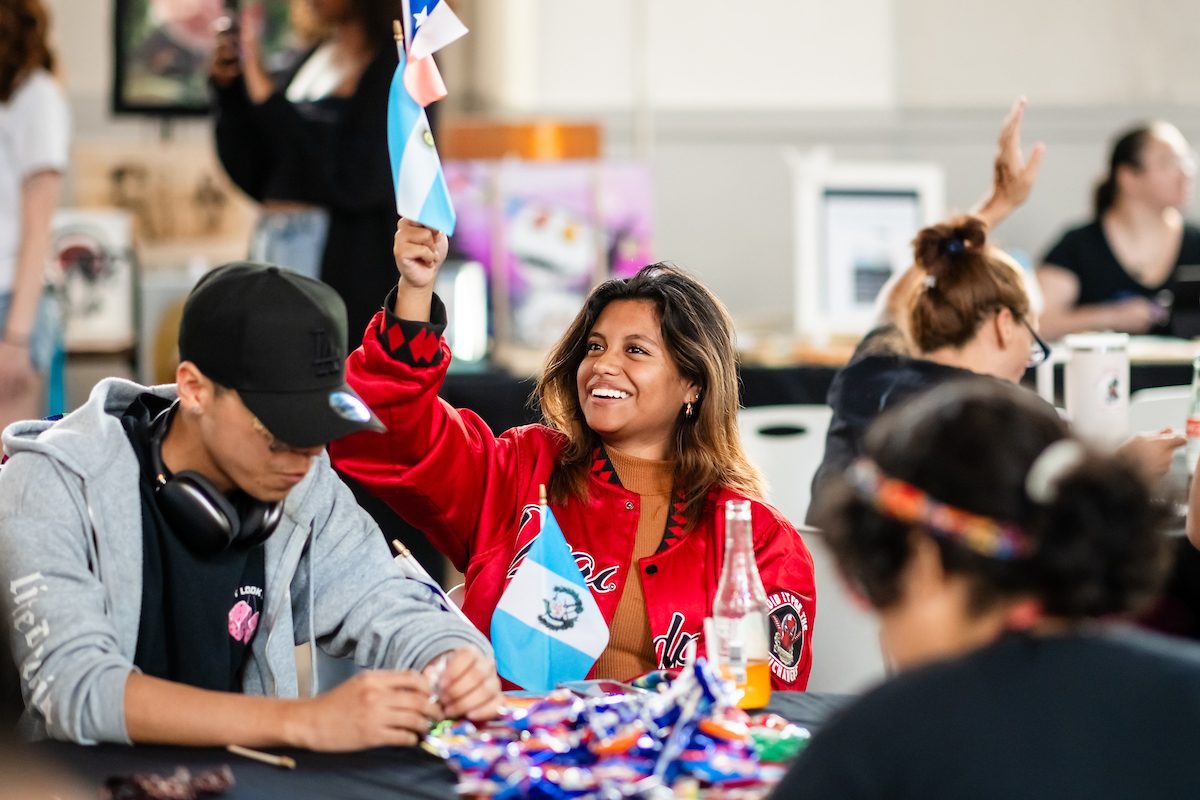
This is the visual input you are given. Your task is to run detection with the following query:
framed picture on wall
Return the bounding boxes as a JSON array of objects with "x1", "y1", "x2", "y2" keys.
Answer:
[
  {"x1": 112, "y1": 0, "x2": 300, "y2": 116},
  {"x1": 789, "y1": 150, "x2": 944, "y2": 341}
]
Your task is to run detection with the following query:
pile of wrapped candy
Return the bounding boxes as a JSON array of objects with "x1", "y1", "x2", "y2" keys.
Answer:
[{"x1": 424, "y1": 658, "x2": 810, "y2": 799}]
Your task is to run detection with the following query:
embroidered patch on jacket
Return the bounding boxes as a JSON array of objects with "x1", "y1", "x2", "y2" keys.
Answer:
[{"x1": 767, "y1": 590, "x2": 810, "y2": 684}]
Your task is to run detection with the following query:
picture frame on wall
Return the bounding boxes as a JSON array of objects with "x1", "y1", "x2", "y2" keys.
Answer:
[
  {"x1": 789, "y1": 150, "x2": 944, "y2": 342},
  {"x1": 112, "y1": 0, "x2": 299, "y2": 116}
]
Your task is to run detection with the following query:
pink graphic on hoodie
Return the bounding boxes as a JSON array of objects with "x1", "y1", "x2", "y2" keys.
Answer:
[{"x1": 227, "y1": 600, "x2": 260, "y2": 644}]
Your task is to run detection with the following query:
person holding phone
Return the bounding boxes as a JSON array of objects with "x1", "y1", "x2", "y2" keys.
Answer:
[
  {"x1": 209, "y1": 0, "x2": 405, "y2": 343},
  {"x1": 1037, "y1": 122, "x2": 1200, "y2": 340}
]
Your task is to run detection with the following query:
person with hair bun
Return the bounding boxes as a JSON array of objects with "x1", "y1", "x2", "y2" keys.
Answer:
[
  {"x1": 808, "y1": 212, "x2": 1059, "y2": 519},
  {"x1": 773, "y1": 380, "x2": 1200, "y2": 799},
  {"x1": 1038, "y1": 122, "x2": 1200, "y2": 340},
  {"x1": 809, "y1": 105, "x2": 1184, "y2": 521}
]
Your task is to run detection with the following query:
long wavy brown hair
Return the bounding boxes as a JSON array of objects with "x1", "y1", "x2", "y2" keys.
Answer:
[
  {"x1": 538, "y1": 264, "x2": 764, "y2": 528},
  {"x1": 0, "y1": 0, "x2": 55, "y2": 103}
]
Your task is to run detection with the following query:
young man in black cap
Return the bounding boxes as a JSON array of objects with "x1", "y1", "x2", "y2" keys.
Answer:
[{"x1": 0, "y1": 262, "x2": 499, "y2": 748}]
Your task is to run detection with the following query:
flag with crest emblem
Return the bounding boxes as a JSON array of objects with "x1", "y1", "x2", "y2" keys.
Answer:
[{"x1": 490, "y1": 489, "x2": 609, "y2": 691}]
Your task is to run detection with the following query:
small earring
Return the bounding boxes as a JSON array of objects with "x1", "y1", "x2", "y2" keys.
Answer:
[
  {"x1": 684, "y1": 401, "x2": 694, "y2": 419},
  {"x1": 189, "y1": 405, "x2": 202, "y2": 417}
]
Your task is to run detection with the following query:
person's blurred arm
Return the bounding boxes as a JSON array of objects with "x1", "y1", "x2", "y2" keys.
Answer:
[
  {"x1": 1117, "y1": 428, "x2": 1185, "y2": 483},
  {"x1": 0, "y1": 170, "x2": 59, "y2": 405},
  {"x1": 1037, "y1": 265, "x2": 1164, "y2": 340}
]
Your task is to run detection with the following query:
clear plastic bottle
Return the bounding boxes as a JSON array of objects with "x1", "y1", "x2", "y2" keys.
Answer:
[
  {"x1": 711, "y1": 499, "x2": 772, "y2": 708},
  {"x1": 1187, "y1": 356, "x2": 1200, "y2": 475}
]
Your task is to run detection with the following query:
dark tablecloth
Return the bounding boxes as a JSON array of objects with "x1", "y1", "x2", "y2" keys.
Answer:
[{"x1": 35, "y1": 691, "x2": 851, "y2": 799}]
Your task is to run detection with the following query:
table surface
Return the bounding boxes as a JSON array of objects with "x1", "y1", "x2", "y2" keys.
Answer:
[{"x1": 35, "y1": 691, "x2": 851, "y2": 800}]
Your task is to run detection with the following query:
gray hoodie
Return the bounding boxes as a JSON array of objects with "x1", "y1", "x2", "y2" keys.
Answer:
[{"x1": 0, "y1": 378, "x2": 490, "y2": 744}]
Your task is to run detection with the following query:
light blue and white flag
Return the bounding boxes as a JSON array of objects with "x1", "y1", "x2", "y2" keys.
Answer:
[
  {"x1": 387, "y1": 4, "x2": 463, "y2": 235},
  {"x1": 490, "y1": 502, "x2": 609, "y2": 692}
]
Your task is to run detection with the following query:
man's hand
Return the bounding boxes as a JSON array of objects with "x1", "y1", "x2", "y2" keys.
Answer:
[
  {"x1": 425, "y1": 648, "x2": 501, "y2": 722},
  {"x1": 1119, "y1": 427, "x2": 1186, "y2": 482},
  {"x1": 288, "y1": 670, "x2": 438, "y2": 751},
  {"x1": 975, "y1": 97, "x2": 1046, "y2": 229}
]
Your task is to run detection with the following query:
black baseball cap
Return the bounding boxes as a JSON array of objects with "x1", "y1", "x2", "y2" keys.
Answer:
[{"x1": 178, "y1": 262, "x2": 385, "y2": 448}]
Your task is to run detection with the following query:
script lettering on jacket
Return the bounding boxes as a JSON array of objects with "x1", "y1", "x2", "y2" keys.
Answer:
[
  {"x1": 653, "y1": 611, "x2": 699, "y2": 669},
  {"x1": 9, "y1": 572, "x2": 54, "y2": 725},
  {"x1": 505, "y1": 504, "x2": 620, "y2": 594}
]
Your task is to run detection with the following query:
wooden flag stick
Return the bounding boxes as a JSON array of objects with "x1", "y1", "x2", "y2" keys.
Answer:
[{"x1": 226, "y1": 744, "x2": 296, "y2": 770}]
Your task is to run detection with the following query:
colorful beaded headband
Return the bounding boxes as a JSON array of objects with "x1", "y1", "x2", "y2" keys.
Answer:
[{"x1": 848, "y1": 458, "x2": 1035, "y2": 560}]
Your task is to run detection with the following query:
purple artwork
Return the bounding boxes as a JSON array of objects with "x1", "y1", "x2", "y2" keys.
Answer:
[{"x1": 444, "y1": 160, "x2": 653, "y2": 349}]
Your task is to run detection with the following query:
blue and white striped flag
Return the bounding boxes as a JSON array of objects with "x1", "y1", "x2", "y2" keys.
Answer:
[
  {"x1": 387, "y1": 8, "x2": 461, "y2": 235},
  {"x1": 490, "y1": 501, "x2": 609, "y2": 692}
]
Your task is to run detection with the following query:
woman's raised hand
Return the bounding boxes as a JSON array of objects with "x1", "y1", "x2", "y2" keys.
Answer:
[
  {"x1": 976, "y1": 97, "x2": 1046, "y2": 229},
  {"x1": 393, "y1": 218, "x2": 449, "y2": 290}
]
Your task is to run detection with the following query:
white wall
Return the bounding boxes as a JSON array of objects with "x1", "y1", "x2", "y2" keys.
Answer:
[
  {"x1": 42, "y1": 0, "x2": 1200, "y2": 327},
  {"x1": 897, "y1": 0, "x2": 1200, "y2": 108}
]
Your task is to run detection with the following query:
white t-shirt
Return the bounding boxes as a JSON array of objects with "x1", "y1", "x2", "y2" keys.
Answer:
[{"x1": 0, "y1": 69, "x2": 71, "y2": 293}]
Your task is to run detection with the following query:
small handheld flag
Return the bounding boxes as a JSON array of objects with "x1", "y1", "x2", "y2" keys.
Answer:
[
  {"x1": 388, "y1": 3, "x2": 466, "y2": 235},
  {"x1": 490, "y1": 486, "x2": 610, "y2": 692}
]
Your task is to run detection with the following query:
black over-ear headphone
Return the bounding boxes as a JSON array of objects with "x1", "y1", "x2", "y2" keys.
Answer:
[{"x1": 149, "y1": 403, "x2": 284, "y2": 556}]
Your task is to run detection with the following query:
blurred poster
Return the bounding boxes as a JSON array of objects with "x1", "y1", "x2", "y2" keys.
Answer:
[
  {"x1": 444, "y1": 161, "x2": 654, "y2": 350},
  {"x1": 50, "y1": 209, "x2": 137, "y2": 352}
]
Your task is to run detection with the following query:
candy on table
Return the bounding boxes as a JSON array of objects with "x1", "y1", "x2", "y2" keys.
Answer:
[{"x1": 426, "y1": 658, "x2": 805, "y2": 799}]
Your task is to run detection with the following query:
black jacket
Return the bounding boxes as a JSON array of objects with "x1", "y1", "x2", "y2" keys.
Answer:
[
  {"x1": 212, "y1": 47, "x2": 406, "y2": 346},
  {"x1": 806, "y1": 330, "x2": 987, "y2": 524}
]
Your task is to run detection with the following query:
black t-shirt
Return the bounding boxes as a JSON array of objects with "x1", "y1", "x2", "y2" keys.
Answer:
[
  {"x1": 807, "y1": 340, "x2": 991, "y2": 523},
  {"x1": 121, "y1": 394, "x2": 266, "y2": 692},
  {"x1": 1042, "y1": 220, "x2": 1200, "y2": 336},
  {"x1": 772, "y1": 627, "x2": 1200, "y2": 799}
]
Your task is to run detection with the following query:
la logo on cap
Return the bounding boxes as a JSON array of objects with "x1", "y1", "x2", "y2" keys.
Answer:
[{"x1": 311, "y1": 328, "x2": 340, "y2": 377}]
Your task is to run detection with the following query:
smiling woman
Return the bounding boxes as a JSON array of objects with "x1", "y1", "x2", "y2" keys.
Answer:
[{"x1": 331, "y1": 221, "x2": 818, "y2": 691}]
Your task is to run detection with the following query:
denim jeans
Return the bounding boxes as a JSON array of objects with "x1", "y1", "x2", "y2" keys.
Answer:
[
  {"x1": 248, "y1": 208, "x2": 331, "y2": 281},
  {"x1": 0, "y1": 290, "x2": 61, "y2": 375}
]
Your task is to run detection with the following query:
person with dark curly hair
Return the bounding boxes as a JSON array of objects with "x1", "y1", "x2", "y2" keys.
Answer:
[
  {"x1": 809, "y1": 105, "x2": 1183, "y2": 521},
  {"x1": 0, "y1": 0, "x2": 68, "y2": 430},
  {"x1": 772, "y1": 380, "x2": 1200, "y2": 799}
]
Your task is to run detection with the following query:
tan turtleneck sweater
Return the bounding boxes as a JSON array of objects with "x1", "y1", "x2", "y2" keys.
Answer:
[{"x1": 593, "y1": 448, "x2": 675, "y2": 681}]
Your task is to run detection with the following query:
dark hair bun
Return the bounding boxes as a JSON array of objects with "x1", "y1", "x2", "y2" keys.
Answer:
[{"x1": 913, "y1": 215, "x2": 988, "y2": 282}]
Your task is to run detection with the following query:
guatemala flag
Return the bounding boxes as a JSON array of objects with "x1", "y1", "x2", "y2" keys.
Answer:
[
  {"x1": 388, "y1": 1, "x2": 466, "y2": 235},
  {"x1": 490, "y1": 502, "x2": 610, "y2": 692}
]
